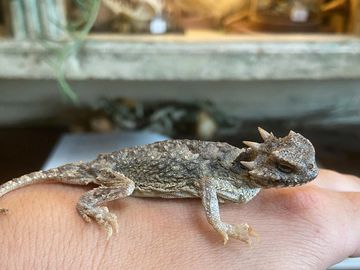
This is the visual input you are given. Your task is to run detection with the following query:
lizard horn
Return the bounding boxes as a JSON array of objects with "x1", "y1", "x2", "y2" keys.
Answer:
[
  {"x1": 258, "y1": 127, "x2": 272, "y2": 141},
  {"x1": 240, "y1": 161, "x2": 256, "y2": 170},
  {"x1": 243, "y1": 141, "x2": 261, "y2": 150}
]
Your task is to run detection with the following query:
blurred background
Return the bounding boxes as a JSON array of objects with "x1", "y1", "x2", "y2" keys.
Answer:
[{"x1": 0, "y1": 0, "x2": 360, "y2": 181}]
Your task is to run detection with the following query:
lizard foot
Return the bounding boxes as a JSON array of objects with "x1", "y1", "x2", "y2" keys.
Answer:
[
  {"x1": 79, "y1": 206, "x2": 119, "y2": 240},
  {"x1": 222, "y1": 223, "x2": 257, "y2": 245}
]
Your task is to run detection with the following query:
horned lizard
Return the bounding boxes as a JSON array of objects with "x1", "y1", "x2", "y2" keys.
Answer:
[{"x1": 0, "y1": 128, "x2": 318, "y2": 244}]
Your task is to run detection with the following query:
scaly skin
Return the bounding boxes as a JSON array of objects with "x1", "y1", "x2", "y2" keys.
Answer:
[{"x1": 0, "y1": 128, "x2": 318, "y2": 243}]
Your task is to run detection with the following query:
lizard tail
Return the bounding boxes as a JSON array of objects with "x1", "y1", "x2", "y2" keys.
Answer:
[
  {"x1": 0, "y1": 162, "x2": 92, "y2": 199},
  {"x1": 0, "y1": 170, "x2": 55, "y2": 198}
]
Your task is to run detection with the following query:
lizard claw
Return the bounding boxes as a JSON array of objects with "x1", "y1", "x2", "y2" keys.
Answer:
[
  {"x1": 93, "y1": 207, "x2": 119, "y2": 239},
  {"x1": 79, "y1": 206, "x2": 119, "y2": 239},
  {"x1": 248, "y1": 226, "x2": 258, "y2": 238}
]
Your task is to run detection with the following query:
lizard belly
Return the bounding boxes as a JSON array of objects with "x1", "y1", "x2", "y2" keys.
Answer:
[{"x1": 132, "y1": 183, "x2": 199, "y2": 198}]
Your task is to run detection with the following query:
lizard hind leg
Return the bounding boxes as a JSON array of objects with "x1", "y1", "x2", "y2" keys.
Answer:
[{"x1": 77, "y1": 170, "x2": 135, "y2": 240}]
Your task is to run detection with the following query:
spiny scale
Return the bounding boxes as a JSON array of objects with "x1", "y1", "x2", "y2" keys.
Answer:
[
  {"x1": 240, "y1": 161, "x2": 256, "y2": 170},
  {"x1": 243, "y1": 141, "x2": 261, "y2": 150},
  {"x1": 258, "y1": 127, "x2": 272, "y2": 141}
]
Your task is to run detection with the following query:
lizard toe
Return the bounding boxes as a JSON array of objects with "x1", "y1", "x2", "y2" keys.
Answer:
[
  {"x1": 78, "y1": 206, "x2": 119, "y2": 239},
  {"x1": 227, "y1": 223, "x2": 256, "y2": 244},
  {"x1": 94, "y1": 208, "x2": 119, "y2": 239}
]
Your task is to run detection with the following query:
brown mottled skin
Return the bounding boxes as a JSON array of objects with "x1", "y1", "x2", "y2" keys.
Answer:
[{"x1": 0, "y1": 128, "x2": 318, "y2": 244}]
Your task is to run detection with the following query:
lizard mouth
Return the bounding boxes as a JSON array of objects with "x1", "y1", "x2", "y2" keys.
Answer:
[
  {"x1": 249, "y1": 175, "x2": 309, "y2": 188},
  {"x1": 248, "y1": 175, "x2": 272, "y2": 188}
]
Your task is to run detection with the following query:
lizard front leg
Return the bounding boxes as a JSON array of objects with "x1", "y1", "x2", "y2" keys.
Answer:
[
  {"x1": 198, "y1": 178, "x2": 256, "y2": 245},
  {"x1": 77, "y1": 169, "x2": 135, "y2": 239}
]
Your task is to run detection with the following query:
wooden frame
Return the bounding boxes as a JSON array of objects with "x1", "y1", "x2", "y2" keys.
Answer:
[{"x1": 349, "y1": 0, "x2": 360, "y2": 34}]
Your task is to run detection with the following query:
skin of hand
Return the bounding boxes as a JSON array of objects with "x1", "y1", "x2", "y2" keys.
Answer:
[{"x1": 0, "y1": 169, "x2": 359, "y2": 270}]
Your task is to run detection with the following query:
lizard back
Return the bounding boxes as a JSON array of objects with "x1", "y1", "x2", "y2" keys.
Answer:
[{"x1": 87, "y1": 140, "x2": 244, "y2": 198}]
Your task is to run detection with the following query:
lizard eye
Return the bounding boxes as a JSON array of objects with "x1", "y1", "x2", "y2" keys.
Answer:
[{"x1": 276, "y1": 162, "x2": 294, "y2": 174}]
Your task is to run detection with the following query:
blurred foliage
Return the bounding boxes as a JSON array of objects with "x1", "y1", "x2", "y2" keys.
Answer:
[{"x1": 45, "y1": 0, "x2": 101, "y2": 102}]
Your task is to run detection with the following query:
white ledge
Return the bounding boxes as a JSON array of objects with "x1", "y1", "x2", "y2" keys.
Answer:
[{"x1": 1, "y1": 32, "x2": 360, "y2": 80}]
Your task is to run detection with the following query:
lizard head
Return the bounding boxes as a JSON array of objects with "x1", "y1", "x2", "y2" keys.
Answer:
[{"x1": 241, "y1": 127, "x2": 318, "y2": 188}]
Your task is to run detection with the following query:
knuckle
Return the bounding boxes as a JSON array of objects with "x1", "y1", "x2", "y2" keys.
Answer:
[{"x1": 275, "y1": 187, "x2": 326, "y2": 217}]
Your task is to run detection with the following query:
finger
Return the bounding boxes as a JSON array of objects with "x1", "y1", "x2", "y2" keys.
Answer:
[
  {"x1": 343, "y1": 192, "x2": 360, "y2": 257},
  {"x1": 313, "y1": 170, "x2": 360, "y2": 256},
  {"x1": 313, "y1": 169, "x2": 360, "y2": 192}
]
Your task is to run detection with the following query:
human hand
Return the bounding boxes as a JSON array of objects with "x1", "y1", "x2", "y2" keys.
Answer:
[{"x1": 0, "y1": 169, "x2": 359, "y2": 269}]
